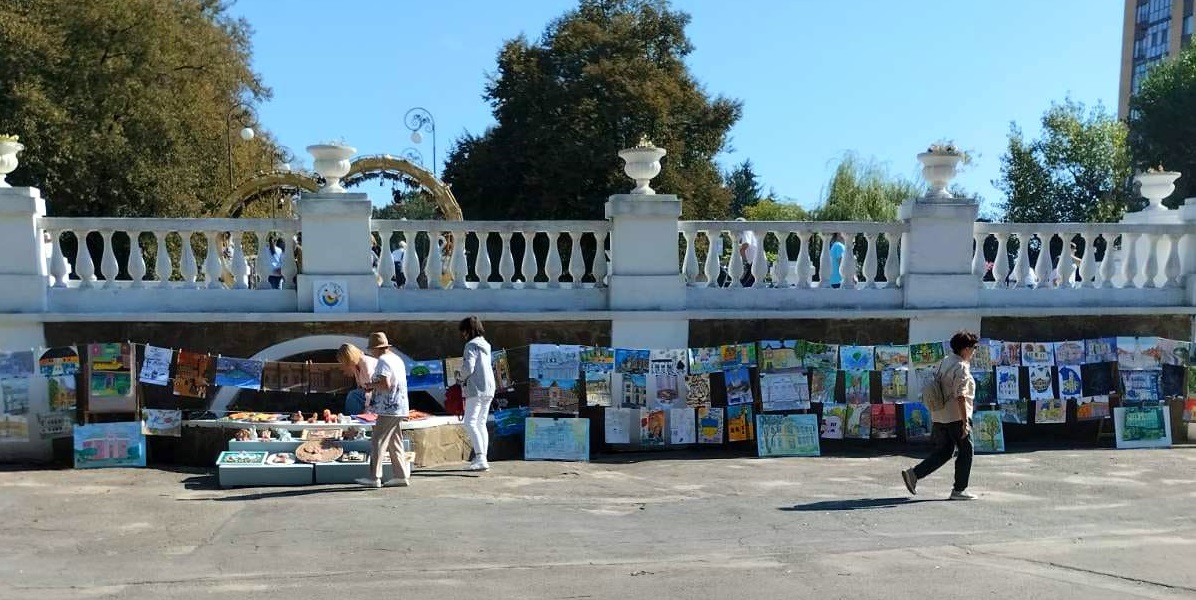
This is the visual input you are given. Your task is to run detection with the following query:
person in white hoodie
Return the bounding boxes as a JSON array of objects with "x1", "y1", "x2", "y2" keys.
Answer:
[{"x1": 458, "y1": 316, "x2": 497, "y2": 471}]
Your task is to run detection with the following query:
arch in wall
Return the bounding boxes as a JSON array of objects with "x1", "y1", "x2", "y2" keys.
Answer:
[{"x1": 209, "y1": 334, "x2": 441, "y2": 414}]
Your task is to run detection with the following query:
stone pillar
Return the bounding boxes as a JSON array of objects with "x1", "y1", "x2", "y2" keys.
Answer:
[
  {"x1": 605, "y1": 140, "x2": 687, "y2": 348},
  {"x1": 0, "y1": 186, "x2": 51, "y2": 461}
]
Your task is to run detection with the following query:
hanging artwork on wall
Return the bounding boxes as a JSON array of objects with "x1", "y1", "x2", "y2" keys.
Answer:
[
  {"x1": 1076, "y1": 396, "x2": 1110, "y2": 421},
  {"x1": 810, "y1": 369, "x2": 838, "y2": 404},
  {"x1": 142, "y1": 409, "x2": 182, "y2": 437},
  {"x1": 1113, "y1": 406, "x2": 1171, "y2": 449},
  {"x1": 529, "y1": 378, "x2": 580, "y2": 414},
  {"x1": 614, "y1": 349, "x2": 650, "y2": 375},
  {"x1": 839, "y1": 346, "x2": 876, "y2": 371},
  {"x1": 214, "y1": 357, "x2": 264, "y2": 390},
  {"x1": 261, "y1": 362, "x2": 307, "y2": 393},
  {"x1": 1118, "y1": 336, "x2": 1162, "y2": 371},
  {"x1": 1120, "y1": 370, "x2": 1161, "y2": 404},
  {"x1": 1027, "y1": 366, "x2": 1054, "y2": 401},
  {"x1": 685, "y1": 374, "x2": 711, "y2": 408},
  {"x1": 494, "y1": 407, "x2": 530, "y2": 437},
  {"x1": 492, "y1": 350, "x2": 514, "y2": 391},
  {"x1": 871, "y1": 404, "x2": 897, "y2": 439},
  {"x1": 1057, "y1": 365, "x2": 1083, "y2": 402},
  {"x1": 307, "y1": 363, "x2": 354, "y2": 394},
  {"x1": 604, "y1": 407, "x2": 632, "y2": 444},
  {"x1": 48, "y1": 376, "x2": 76, "y2": 413},
  {"x1": 1085, "y1": 337, "x2": 1117, "y2": 364},
  {"x1": 844, "y1": 403, "x2": 871, "y2": 439},
  {"x1": 758, "y1": 340, "x2": 801, "y2": 371},
  {"x1": 902, "y1": 402, "x2": 930, "y2": 441},
  {"x1": 1035, "y1": 398, "x2": 1066, "y2": 424},
  {"x1": 88, "y1": 343, "x2": 132, "y2": 372},
  {"x1": 584, "y1": 371, "x2": 613, "y2": 408},
  {"x1": 1160, "y1": 364, "x2": 1185, "y2": 399},
  {"x1": 756, "y1": 414, "x2": 820, "y2": 457},
  {"x1": 524, "y1": 417, "x2": 590, "y2": 462},
  {"x1": 972, "y1": 411, "x2": 1006, "y2": 453},
  {"x1": 0, "y1": 379, "x2": 30, "y2": 443},
  {"x1": 138, "y1": 345, "x2": 173, "y2": 386},
  {"x1": 724, "y1": 367, "x2": 754, "y2": 406},
  {"x1": 74, "y1": 422, "x2": 146, "y2": 468},
  {"x1": 875, "y1": 345, "x2": 911, "y2": 371},
  {"x1": 530, "y1": 344, "x2": 582, "y2": 380},
  {"x1": 406, "y1": 360, "x2": 446, "y2": 391},
  {"x1": 1020, "y1": 342, "x2": 1055, "y2": 367},
  {"x1": 443, "y1": 356, "x2": 466, "y2": 388},
  {"x1": 999, "y1": 399, "x2": 1029, "y2": 424},
  {"x1": 38, "y1": 346, "x2": 79, "y2": 378},
  {"x1": 844, "y1": 370, "x2": 870, "y2": 405},
  {"x1": 727, "y1": 404, "x2": 754, "y2": 442},
  {"x1": 973, "y1": 371, "x2": 995, "y2": 405},
  {"x1": 88, "y1": 343, "x2": 136, "y2": 413},
  {"x1": 1158, "y1": 338, "x2": 1190, "y2": 366},
  {"x1": 760, "y1": 369, "x2": 810, "y2": 412},
  {"x1": 821, "y1": 404, "x2": 846, "y2": 439},
  {"x1": 173, "y1": 350, "x2": 211, "y2": 399},
  {"x1": 910, "y1": 342, "x2": 946, "y2": 369},
  {"x1": 720, "y1": 343, "x2": 757, "y2": 369},
  {"x1": 1081, "y1": 362, "x2": 1117, "y2": 397},
  {"x1": 999, "y1": 341, "x2": 1022, "y2": 367},
  {"x1": 1053, "y1": 341, "x2": 1085, "y2": 366},
  {"x1": 970, "y1": 341, "x2": 996, "y2": 372},
  {"x1": 615, "y1": 373, "x2": 648, "y2": 409},
  {"x1": 688, "y1": 347, "x2": 723, "y2": 375},
  {"x1": 640, "y1": 409, "x2": 666, "y2": 446},
  {"x1": 881, "y1": 369, "x2": 908, "y2": 403},
  {"x1": 799, "y1": 342, "x2": 838, "y2": 370},
  {"x1": 580, "y1": 347, "x2": 614, "y2": 373},
  {"x1": 696, "y1": 406, "x2": 724, "y2": 444},
  {"x1": 669, "y1": 408, "x2": 696, "y2": 445}
]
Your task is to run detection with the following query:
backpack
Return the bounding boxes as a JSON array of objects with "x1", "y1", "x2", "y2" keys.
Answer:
[
  {"x1": 921, "y1": 360, "x2": 950, "y2": 411},
  {"x1": 445, "y1": 384, "x2": 465, "y2": 420}
]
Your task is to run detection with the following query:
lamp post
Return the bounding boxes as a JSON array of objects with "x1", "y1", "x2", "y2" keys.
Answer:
[
  {"x1": 226, "y1": 101, "x2": 257, "y2": 190},
  {"x1": 404, "y1": 107, "x2": 436, "y2": 175}
]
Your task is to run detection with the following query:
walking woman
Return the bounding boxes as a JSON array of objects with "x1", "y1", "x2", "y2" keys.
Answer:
[
  {"x1": 902, "y1": 330, "x2": 979, "y2": 500},
  {"x1": 459, "y1": 316, "x2": 496, "y2": 471}
]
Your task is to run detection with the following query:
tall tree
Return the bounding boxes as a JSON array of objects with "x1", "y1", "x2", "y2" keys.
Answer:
[
  {"x1": 442, "y1": 0, "x2": 741, "y2": 220},
  {"x1": 725, "y1": 159, "x2": 762, "y2": 217},
  {"x1": 812, "y1": 153, "x2": 919, "y2": 222},
  {"x1": 995, "y1": 99, "x2": 1131, "y2": 223},
  {"x1": 0, "y1": 0, "x2": 275, "y2": 217},
  {"x1": 1129, "y1": 45, "x2": 1196, "y2": 205}
]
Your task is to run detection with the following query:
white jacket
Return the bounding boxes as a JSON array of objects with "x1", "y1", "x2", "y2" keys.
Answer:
[{"x1": 462, "y1": 336, "x2": 496, "y2": 398}]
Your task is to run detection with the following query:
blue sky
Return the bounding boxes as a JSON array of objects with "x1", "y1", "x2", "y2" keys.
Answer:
[{"x1": 227, "y1": 0, "x2": 1122, "y2": 214}]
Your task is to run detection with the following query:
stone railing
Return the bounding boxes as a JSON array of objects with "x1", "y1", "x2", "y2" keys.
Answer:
[{"x1": 370, "y1": 220, "x2": 610, "y2": 290}]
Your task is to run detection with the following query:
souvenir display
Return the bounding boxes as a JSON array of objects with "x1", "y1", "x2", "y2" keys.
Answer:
[
  {"x1": 216, "y1": 450, "x2": 267, "y2": 465},
  {"x1": 267, "y1": 453, "x2": 297, "y2": 465},
  {"x1": 295, "y1": 440, "x2": 344, "y2": 463}
]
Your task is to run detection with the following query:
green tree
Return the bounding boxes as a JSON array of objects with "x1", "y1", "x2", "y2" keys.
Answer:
[
  {"x1": 742, "y1": 197, "x2": 809, "y2": 221},
  {"x1": 0, "y1": 0, "x2": 275, "y2": 217},
  {"x1": 1129, "y1": 45, "x2": 1196, "y2": 205},
  {"x1": 995, "y1": 99, "x2": 1131, "y2": 223},
  {"x1": 726, "y1": 159, "x2": 762, "y2": 217},
  {"x1": 442, "y1": 0, "x2": 741, "y2": 220},
  {"x1": 811, "y1": 153, "x2": 919, "y2": 222}
]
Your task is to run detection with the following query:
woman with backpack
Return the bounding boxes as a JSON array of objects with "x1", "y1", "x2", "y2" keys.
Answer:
[
  {"x1": 459, "y1": 316, "x2": 496, "y2": 471},
  {"x1": 902, "y1": 330, "x2": 979, "y2": 501}
]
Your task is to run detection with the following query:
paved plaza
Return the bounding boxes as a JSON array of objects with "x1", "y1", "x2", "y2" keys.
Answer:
[{"x1": 1, "y1": 448, "x2": 1194, "y2": 600}]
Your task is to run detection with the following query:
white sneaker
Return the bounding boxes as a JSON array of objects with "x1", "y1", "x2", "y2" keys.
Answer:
[
  {"x1": 354, "y1": 477, "x2": 382, "y2": 488},
  {"x1": 467, "y1": 461, "x2": 489, "y2": 472},
  {"x1": 949, "y1": 490, "x2": 977, "y2": 501},
  {"x1": 383, "y1": 478, "x2": 410, "y2": 487}
]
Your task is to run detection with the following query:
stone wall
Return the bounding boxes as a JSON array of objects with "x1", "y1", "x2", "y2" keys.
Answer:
[
  {"x1": 689, "y1": 319, "x2": 910, "y2": 346},
  {"x1": 981, "y1": 315, "x2": 1192, "y2": 341}
]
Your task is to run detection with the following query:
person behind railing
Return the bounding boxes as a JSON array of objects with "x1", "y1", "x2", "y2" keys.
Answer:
[
  {"x1": 390, "y1": 240, "x2": 407, "y2": 287},
  {"x1": 734, "y1": 218, "x2": 758, "y2": 288},
  {"x1": 267, "y1": 238, "x2": 284, "y2": 289},
  {"x1": 828, "y1": 232, "x2": 847, "y2": 289}
]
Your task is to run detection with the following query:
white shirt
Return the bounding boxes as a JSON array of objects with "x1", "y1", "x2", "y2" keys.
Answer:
[
  {"x1": 370, "y1": 353, "x2": 410, "y2": 417},
  {"x1": 738, "y1": 230, "x2": 759, "y2": 263}
]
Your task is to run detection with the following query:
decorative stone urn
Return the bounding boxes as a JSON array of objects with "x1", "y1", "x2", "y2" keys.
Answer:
[
  {"x1": 0, "y1": 137, "x2": 25, "y2": 188},
  {"x1": 306, "y1": 143, "x2": 357, "y2": 193},
  {"x1": 917, "y1": 151, "x2": 963, "y2": 201},
  {"x1": 617, "y1": 136, "x2": 667, "y2": 195},
  {"x1": 1135, "y1": 170, "x2": 1181, "y2": 212}
]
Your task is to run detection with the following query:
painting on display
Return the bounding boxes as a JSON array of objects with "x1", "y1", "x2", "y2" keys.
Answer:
[
  {"x1": 640, "y1": 409, "x2": 666, "y2": 446},
  {"x1": 720, "y1": 343, "x2": 757, "y2": 369},
  {"x1": 142, "y1": 408, "x2": 182, "y2": 437},
  {"x1": 1027, "y1": 366, "x2": 1054, "y2": 401},
  {"x1": 1118, "y1": 336, "x2": 1162, "y2": 371},
  {"x1": 48, "y1": 375, "x2": 76, "y2": 413},
  {"x1": 760, "y1": 369, "x2": 810, "y2": 412},
  {"x1": 685, "y1": 374, "x2": 711, "y2": 408},
  {"x1": 530, "y1": 344, "x2": 582, "y2": 381},
  {"x1": 756, "y1": 414, "x2": 820, "y2": 457},
  {"x1": 74, "y1": 422, "x2": 146, "y2": 468},
  {"x1": 880, "y1": 369, "x2": 908, "y2": 403},
  {"x1": 871, "y1": 404, "x2": 897, "y2": 439},
  {"x1": 261, "y1": 362, "x2": 307, "y2": 393},
  {"x1": 529, "y1": 378, "x2": 580, "y2": 415},
  {"x1": 696, "y1": 407, "x2": 724, "y2": 444},
  {"x1": 1120, "y1": 370, "x2": 1161, "y2": 404},
  {"x1": 1057, "y1": 365, "x2": 1083, "y2": 402},
  {"x1": 1189, "y1": 366, "x2": 1196, "y2": 400},
  {"x1": 1183, "y1": 398, "x2": 1196, "y2": 423},
  {"x1": 38, "y1": 346, "x2": 79, "y2": 378},
  {"x1": 1020, "y1": 342, "x2": 1055, "y2": 367},
  {"x1": 0, "y1": 379, "x2": 30, "y2": 443},
  {"x1": 799, "y1": 342, "x2": 838, "y2": 370},
  {"x1": 727, "y1": 404, "x2": 754, "y2": 442},
  {"x1": 1081, "y1": 362, "x2": 1117, "y2": 397},
  {"x1": 492, "y1": 350, "x2": 514, "y2": 391},
  {"x1": 214, "y1": 357, "x2": 264, "y2": 390},
  {"x1": 973, "y1": 411, "x2": 1006, "y2": 453},
  {"x1": 688, "y1": 347, "x2": 723, "y2": 375},
  {"x1": 969, "y1": 341, "x2": 996, "y2": 373},
  {"x1": 524, "y1": 417, "x2": 590, "y2": 462},
  {"x1": 493, "y1": 407, "x2": 529, "y2": 437},
  {"x1": 614, "y1": 349, "x2": 650, "y2": 375},
  {"x1": 216, "y1": 450, "x2": 268, "y2": 465},
  {"x1": 1161, "y1": 364, "x2": 1185, "y2": 399},
  {"x1": 38, "y1": 413, "x2": 73, "y2": 440},
  {"x1": 1076, "y1": 396, "x2": 1110, "y2": 421},
  {"x1": 649, "y1": 349, "x2": 688, "y2": 377},
  {"x1": 844, "y1": 370, "x2": 870, "y2": 405},
  {"x1": 1085, "y1": 337, "x2": 1118, "y2": 364},
  {"x1": 88, "y1": 343, "x2": 136, "y2": 413},
  {"x1": 172, "y1": 350, "x2": 211, "y2": 400},
  {"x1": 138, "y1": 345, "x2": 173, "y2": 386},
  {"x1": 88, "y1": 343, "x2": 132, "y2": 372},
  {"x1": 0, "y1": 350, "x2": 35, "y2": 381},
  {"x1": 999, "y1": 341, "x2": 1022, "y2": 367},
  {"x1": 1035, "y1": 398, "x2": 1067, "y2": 424},
  {"x1": 579, "y1": 347, "x2": 614, "y2": 373},
  {"x1": 973, "y1": 371, "x2": 995, "y2": 405},
  {"x1": 909, "y1": 367, "x2": 935, "y2": 405},
  {"x1": 648, "y1": 371, "x2": 685, "y2": 411},
  {"x1": 875, "y1": 345, "x2": 911, "y2": 371},
  {"x1": 821, "y1": 404, "x2": 846, "y2": 439},
  {"x1": 616, "y1": 373, "x2": 648, "y2": 409},
  {"x1": 1053, "y1": 341, "x2": 1086, "y2": 366},
  {"x1": 844, "y1": 403, "x2": 871, "y2": 439},
  {"x1": 443, "y1": 357, "x2": 466, "y2": 388},
  {"x1": 839, "y1": 345, "x2": 875, "y2": 372},
  {"x1": 1113, "y1": 406, "x2": 1172, "y2": 449},
  {"x1": 809, "y1": 369, "x2": 838, "y2": 404},
  {"x1": 603, "y1": 407, "x2": 632, "y2": 444},
  {"x1": 999, "y1": 399, "x2": 1029, "y2": 424},
  {"x1": 669, "y1": 408, "x2": 696, "y2": 445},
  {"x1": 584, "y1": 371, "x2": 612, "y2": 408},
  {"x1": 723, "y1": 367, "x2": 754, "y2": 406},
  {"x1": 758, "y1": 340, "x2": 801, "y2": 371},
  {"x1": 902, "y1": 402, "x2": 931, "y2": 441},
  {"x1": 308, "y1": 364, "x2": 354, "y2": 394},
  {"x1": 406, "y1": 360, "x2": 446, "y2": 391},
  {"x1": 1157, "y1": 338, "x2": 1190, "y2": 366},
  {"x1": 909, "y1": 342, "x2": 946, "y2": 369}
]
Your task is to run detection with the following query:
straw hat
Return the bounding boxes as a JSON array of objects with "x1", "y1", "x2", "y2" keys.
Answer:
[{"x1": 367, "y1": 332, "x2": 391, "y2": 350}]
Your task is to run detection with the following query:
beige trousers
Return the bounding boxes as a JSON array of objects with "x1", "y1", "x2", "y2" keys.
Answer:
[{"x1": 370, "y1": 415, "x2": 410, "y2": 481}]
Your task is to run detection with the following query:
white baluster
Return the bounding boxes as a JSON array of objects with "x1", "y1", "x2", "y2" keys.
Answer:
[
  {"x1": 1013, "y1": 233, "x2": 1031, "y2": 288},
  {"x1": 1164, "y1": 232, "x2": 1182, "y2": 287},
  {"x1": 838, "y1": 234, "x2": 855, "y2": 290},
  {"x1": 48, "y1": 230, "x2": 68, "y2": 288},
  {"x1": 701, "y1": 230, "x2": 718, "y2": 287},
  {"x1": 521, "y1": 232, "x2": 538, "y2": 287},
  {"x1": 592, "y1": 232, "x2": 608, "y2": 287},
  {"x1": 1078, "y1": 231, "x2": 1096, "y2": 288},
  {"x1": 568, "y1": 229, "x2": 584, "y2": 289},
  {"x1": 377, "y1": 231, "x2": 396, "y2": 289},
  {"x1": 992, "y1": 233, "x2": 1009, "y2": 287},
  {"x1": 1121, "y1": 232, "x2": 1139, "y2": 289},
  {"x1": 774, "y1": 231, "x2": 790, "y2": 287},
  {"x1": 452, "y1": 230, "x2": 468, "y2": 289},
  {"x1": 1033, "y1": 233, "x2": 1051, "y2": 289},
  {"x1": 475, "y1": 230, "x2": 492, "y2": 288},
  {"x1": 401, "y1": 229, "x2": 420, "y2": 289},
  {"x1": 427, "y1": 233, "x2": 444, "y2": 290},
  {"x1": 727, "y1": 230, "x2": 744, "y2": 289},
  {"x1": 499, "y1": 231, "x2": 516, "y2": 288},
  {"x1": 1097, "y1": 234, "x2": 1115, "y2": 288},
  {"x1": 1057, "y1": 232, "x2": 1077, "y2": 289},
  {"x1": 896, "y1": 231, "x2": 908, "y2": 288},
  {"x1": 179, "y1": 232, "x2": 198, "y2": 288},
  {"x1": 231, "y1": 233, "x2": 249, "y2": 289},
  {"x1": 204, "y1": 231, "x2": 224, "y2": 289},
  {"x1": 546, "y1": 231, "x2": 563, "y2": 288},
  {"x1": 100, "y1": 230, "x2": 119, "y2": 289},
  {"x1": 76, "y1": 231, "x2": 96, "y2": 289},
  {"x1": 863, "y1": 232, "x2": 878, "y2": 288},
  {"x1": 254, "y1": 230, "x2": 273, "y2": 289},
  {"x1": 750, "y1": 229, "x2": 767, "y2": 287},
  {"x1": 1143, "y1": 233, "x2": 1161, "y2": 288},
  {"x1": 156, "y1": 231, "x2": 173, "y2": 288},
  {"x1": 682, "y1": 229, "x2": 698, "y2": 285},
  {"x1": 280, "y1": 233, "x2": 298, "y2": 290},
  {"x1": 128, "y1": 231, "x2": 148, "y2": 289},
  {"x1": 794, "y1": 231, "x2": 812, "y2": 289},
  {"x1": 882, "y1": 232, "x2": 899, "y2": 289},
  {"x1": 971, "y1": 232, "x2": 987, "y2": 284}
]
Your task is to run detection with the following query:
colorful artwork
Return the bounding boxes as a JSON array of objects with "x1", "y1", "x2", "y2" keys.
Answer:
[
  {"x1": 999, "y1": 341, "x2": 1022, "y2": 367},
  {"x1": 142, "y1": 408, "x2": 182, "y2": 437},
  {"x1": 688, "y1": 347, "x2": 723, "y2": 375},
  {"x1": 579, "y1": 347, "x2": 614, "y2": 372},
  {"x1": 1183, "y1": 398, "x2": 1196, "y2": 423},
  {"x1": 845, "y1": 403, "x2": 871, "y2": 439},
  {"x1": 1118, "y1": 336, "x2": 1162, "y2": 371},
  {"x1": 909, "y1": 341, "x2": 946, "y2": 368},
  {"x1": 871, "y1": 404, "x2": 897, "y2": 439},
  {"x1": 1076, "y1": 396, "x2": 1110, "y2": 421},
  {"x1": 584, "y1": 371, "x2": 612, "y2": 407},
  {"x1": 760, "y1": 369, "x2": 810, "y2": 411},
  {"x1": 1158, "y1": 338, "x2": 1190, "y2": 366},
  {"x1": 38, "y1": 413, "x2": 73, "y2": 440},
  {"x1": 723, "y1": 367, "x2": 754, "y2": 406},
  {"x1": 616, "y1": 373, "x2": 648, "y2": 408},
  {"x1": 1035, "y1": 398, "x2": 1066, "y2": 424},
  {"x1": 756, "y1": 414, "x2": 820, "y2": 457},
  {"x1": 614, "y1": 349, "x2": 650, "y2": 375},
  {"x1": 910, "y1": 367, "x2": 935, "y2": 405},
  {"x1": 1053, "y1": 341, "x2": 1086, "y2": 366},
  {"x1": 261, "y1": 362, "x2": 307, "y2": 393},
  {"x1": 1057, "y1": 365, "x2": 1083, "y2": 401},
  {"x1": 685, "y1": 374, "x2": 711, "y2": 408},
  {"x1": 138, "y1": 345, "x2": 172, "y2": 386},
  {"x1": 973, "y1": 371, "x2": 995, "y2": 405},
  {"x1": 0, "y1": 379, "x2": 30, "y2": 442},
  {"x1": 881, "y1": 369, "x2": 908, "y2": 403},
  {"x1": 603, "y1": 407, "x2": 632, "y2": 444},
  {"x1": 406, "y1": 360, "x2": 446, "y2": 391},
  {"x1": 214, "y1": 357, "x2": 264, "y2": 390},
  {"x1": 1020, "y1": 342, "x2": 1055, "y2": 367},
  {"x1": 809, "y1": 368, "x2": 838, "y2": 404},
  {"x1": 799, "y1": 342, "x2": 838, "y2": 370},
  {"x1": 875, "y1": 345, "x2": 911, "y2": 371},
  {"x1": 669, "y1": 408, "x2": 696, "y2": 444},
  {"x1": 74, "y1": 422, "x2": 146, "y2": 468},
  {"x1": 649, "y1": 349, "x2": 688, "y2": 376},
  {"x1": 902, "y1": 402, "x2": 931, "y2": 441},
  {"x1": 727, "y1": 404, "x2": 754, "y2": 442},
  {"x1": 843, "y1": 370, "x2": 871, "y2": 404},
  {"x1": 648, "y1": 372, "x2": 684, "y2": 411},
  {"x1": 1085, "y1": 337, "x2": 1117, "y2": 364},
  {"x1": 758, "y1": 340, "x2": 801, "y2": 371},
  {"x1": 530, "y1": 344, "x2": 582, "y2": 380},
  {"x1": 173, "y1": 350, "x2": 211, "y2": 399},
  {"x1": 999, "y1": 399, "x2": 1029, "y2": 424},
  {"x1": 720, "y1": 343, "x2": 757, "y2": 369},
  {"x1": 492, "y1": 350, "x2": 513, "y2": 390},
  {"x1": 529, "y1": 378, "x2": 580, "y2": 414},
  {"x1": 1120, "y1": 370, "x2": 1161, "y2": 403},
  {"x1": 48, "y1": 376, "x2": 76, "y2": 412},
  {"x1": 640, "y1": 409, "x2": 666, "y2": 446},
  {"x1": 839, "y1": 345, "x2": 876, "y2": 371},
  {"x1": 821, "y1": 404, "x2": 847, "y2": 439},
  {"x1": 307, "y1": 363, "x2": 353, "y2": 394},
  {"x1": 1027, "y1": 366, "x2": 1054, "y2": 401},
  {"x1": 493, "y1": 407, "x2": 530, "y2": 436},
  {"x1": 312, "y1": 279, "x2": 348, "y2": 313},
  {"x1": 444, "y1": 357, "x2": 466, "y2": 388},
  {"x1": 38, "y1": 346, "x2": 79, "y2": 378},
  {"x1": 216, "y1": 450, "x2": 267, "y2": 465},
  {"x1": 1188, "y1": 366, "x2": 1196, "y2": 400},
  {"x1": 524, "y1": 417, "x2": 590, "y2": 462},
  {"x1": 970, "y1": 340, "x2": 997, "y2": 372},
  {"x1": 973, "y1": 411, "x2": 1006, "y2": 453},
  {"x1": 696, "y1": 406, "x2": 724, "y2": 444},
  {"x1": 88, "y1": 343, "x2": 132, "y2": 372},
  {"x1": 1081, "y1": 362, "x2": 1117, "y2": 397},
  {"x1": 88, "y1": 342, "x2": 136, "y2": 413},
  {"x1": 1113, "y1": 406, "x2": 1171, "y2": 449},
  {"x1": 0, "y1": 350, "x2": 35, "y2": 380}
]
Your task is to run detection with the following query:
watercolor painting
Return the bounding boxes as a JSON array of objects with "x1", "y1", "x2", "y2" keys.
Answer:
[
  {"x1": 844, "y1": 403, "x2": 871, "y2": 439},
  {"x1": 871, "y1": 404, "x2": 897, "y2": 439},
  {"x1": 881, "y1": 369, "x2": 908, "y2": 403},
  {"x1": 530, "y1": 344, "x2": 582, "y2": 380},
  {"x1": 688, "y1": 347, "x2": 723, "y2": 375},
  {"x1": 839, "y1": 345, "x2": 876, "y2": 371},
  {"x1": 88, "y1": 343, "x2": 132, "y2": 372},
  {"x1": 756, "y1": 414, "x2": 820, "y2": 457},
  {"x1": 996, "y1": 366, "x2": 1021, "y2": 401},
  {"x1": 38, "y1": 346, "x2": 79, "y2": 378},
  {"x1": 724, "y1": 367, "x2": 754, "y2": 406},
  {"x1": 1120, "y1": 370, "x2": 1161, "y2": 404},
  {"x1": 697, "y1": 406, "x2": 725, "y2": 444},
  {"x1": 74, "y1": 422, "x2": 146, "y2": 468},
  {"x1": 648, "y1": 372, "x2": 685, "y2": 411},
  {"x1": 48, "y1": 376, "x2": 76, "y2": 413},
  {"x1": 614, "y1": 349, "x2": 650, "y2": 375},
  {"x1": 406, "y1": 360, "x2": 446, "y2": 391},
  {"x1": 173, "y1": 350, "x2": 211, "y2": 399},
  {"x1": 821, "y1": 404, "x2": 847, "y2": 439},
  {"x1": 1158, "y1": 338, "x2": 1190, "y2": 366},
  {"x1": 809, "y1": 368, "x2": 838, "y2": 404},
  {"x1": 492, "y1": 350, "x2": 513, "y2": 390},
  {"x1": 138, "y1": 345, "x2": 172, "y2": 386},
  {"x1": 1085, "y1": 337, "x2": 1117, "y2": 364},
  {"x1": 1053, "y1": 341, "x2": 1086, "y2": 366},
  {"x1": 999, "y1": 399, "x2": 1029, "y2": 424},
  {"x1": 760, "y1": 369, "x2": 810, "y2": 412},
  {"x1": 1114, "y1": 406, "x2": 1171, "y2": 449},
  {"x1": 758, "y1": 340, "x2": 801, "y2": 371},
  {"x1": 640, "y1": 409, "x2": 666, "y2": 446},
  {"x1": 529, "y1": 378, "x2": 580, "y2": 414},
  {"x1": 493, "y1": 407, "x2": 530, "y2": 436},
  {"x1": 1118, "y1": 336, "x2": 1162, "y2": 371},
  {"x1": 727, "y1": 404, "x2": 754, "y2": 442},
  {"x1": 0, "y1": 379, "x2": 30, "y2": 442},
  {"x1": 669, "y1": 408, "x2": 696, "y2": 445},
  {"x1": 973, "y1": 411, "x2": 1006, "y2": 453},
  {"x1": 1076, "y1": 396, "x2": 1110, "y2": 421},
  {"x1": 902, "y1": 402, "x2": 930, "y2": 441},
  {"x1": 843, "y1": 370, "x2": 871, "y2": 404},
  {"x1": 970, "y1": 340, "x2": 996, "y2": 372},
  {"x1": 604, "y1": 407, "x2": 632, "y2": 444},
  {"x1": 1000, "y1": 341, "x2": 1022, "y2": 367},
  {"x1": 720, "y1": 343, "x2": 757, "y2": 369},
  {"x1": 584, "y1": 371, "x2": 612, "y2": 407},
  {"x1": 1057, "y1": 365, "x2": 1083, "y2": 401},
  {"x1": 524, "y1": 417, "x2": 590, "y2": 462},
  {"x1": 1027, "y1": 365, "x2": 1053, "y2": 403},
  {"x1": 973, "y1": 371, "x2": 995, "y2": 405},
  {"x1": 579, "y1": 347, "x2": 614, "y2": 372},
  {"x1": 616, "y1": 373, "x2": 648, "y2": 409},
  {"x1": 909, "y1": 341, "x2": 946, "y2": 368},
  {"x1": 142, "y1": 409, "x2": 182, "y2": 437},
  {"x1": 1020, "y1": 342, "x2": 1055, "y2": 367},
  {"x1": 214, "y1": 357, "x2": 264, "y2": 390},
  {"x1": 874, "y1": 345, "x2": 910, "y2": 371},
  {"x1": 1035, "y1": 398, "x2": 1066, "y2": 424},
  {"x1": 799, "y1": 342, "x2": 838, "y2": 370},
  {"x1": 685, "y1": 374, "x2": 711, "y2": 408}
]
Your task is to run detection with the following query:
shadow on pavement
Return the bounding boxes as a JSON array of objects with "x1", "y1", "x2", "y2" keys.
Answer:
[{"x1": 780, "y1": 497, "x2": 941, "y2": 511}]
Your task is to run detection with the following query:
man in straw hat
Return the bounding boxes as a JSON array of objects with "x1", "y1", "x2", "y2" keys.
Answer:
[{"x1": 355, "y1": 332, "x2": 412, "y2": 488}]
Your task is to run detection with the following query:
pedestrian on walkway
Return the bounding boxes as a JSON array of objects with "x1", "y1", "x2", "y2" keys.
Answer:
[
  {"x1": 458, "y1": 316, "x2": 497, "y2": 471},
  {"x1": 355, "y1": 332, "x2": 412, "y2": 489},
  {"x1": 902, "y1": 330, "x2": 979, "y2": 500}
]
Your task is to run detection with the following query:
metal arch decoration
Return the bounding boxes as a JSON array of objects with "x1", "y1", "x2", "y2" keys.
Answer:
[{"x1": 219, "y1": 154, "x2": 462, "y2": 220}]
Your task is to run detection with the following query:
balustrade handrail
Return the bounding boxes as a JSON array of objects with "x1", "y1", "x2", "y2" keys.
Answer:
[
  {"x1": 974, "y1": 222, "x2": 1188, "y2": 235},
  {"x1": 681, "y1": 220, "x2": 908, "y2": 235},
  {"x1": 371, "y1": 219, "x2": 609, "y2": 232},
  {"x1": 38, "y1": 216, "x2": 299, "y2": 231}
]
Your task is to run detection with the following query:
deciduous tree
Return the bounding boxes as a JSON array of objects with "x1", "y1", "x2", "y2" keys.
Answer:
[{"x1": 1129, "y1": 45, "x2": 1196, "y2": 205}]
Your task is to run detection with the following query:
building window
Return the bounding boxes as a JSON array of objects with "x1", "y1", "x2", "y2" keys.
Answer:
[{"x1": 1185, "y1": 14, "x2": 1194, "y2": 34}]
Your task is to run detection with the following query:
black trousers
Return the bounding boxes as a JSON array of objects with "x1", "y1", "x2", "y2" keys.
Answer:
[{"x1": 912, "y1": 420, "x2": 973, "y2": 492}]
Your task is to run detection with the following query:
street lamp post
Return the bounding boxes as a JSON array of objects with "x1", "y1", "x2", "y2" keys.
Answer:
[
  {"x1": 404, "y1": 107, "x2": 436, "y2": 175},
  {"x1": 227, "y1": 102, "x2": 257, "y2": 191}
]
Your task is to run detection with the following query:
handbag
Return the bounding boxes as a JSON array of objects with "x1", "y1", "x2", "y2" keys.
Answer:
[{"x1": 445, "y1": 384, "x2": 465, "y2": 420}]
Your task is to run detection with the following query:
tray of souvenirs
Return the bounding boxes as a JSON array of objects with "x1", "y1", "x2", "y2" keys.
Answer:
[
  {"x1": 295, "y1": 440, "x2": 344, "y2": 464},
  {"x1": 216, "y1": 450, "x2": 269, "y2": 465},
  {"x1": 339, "y1": 450, "x2": 368, "y2": 463},
  {"x1": 266, "y1": 452, "x2": 297, "y2": 465}
]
